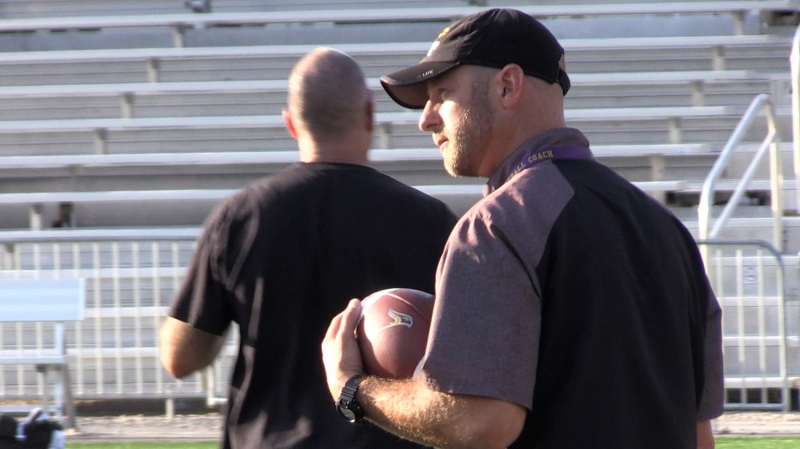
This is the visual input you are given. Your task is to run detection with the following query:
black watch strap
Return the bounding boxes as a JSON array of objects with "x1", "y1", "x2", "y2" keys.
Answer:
[{"x1": 336, "y1": 375, "x2": 365, "y2": 423}]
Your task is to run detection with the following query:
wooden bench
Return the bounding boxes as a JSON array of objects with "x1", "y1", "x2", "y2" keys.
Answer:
[
  {"x1": 0, "y1": 278, "x2": 85, "y2": 429},
  {"x1": 0, "y1": 1, "x2": 795, "y2": 46}
]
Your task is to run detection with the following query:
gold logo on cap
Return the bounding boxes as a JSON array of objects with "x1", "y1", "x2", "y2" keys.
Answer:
[{"x1": 437, "y1": 26, "x2": 450, "y2": 40}]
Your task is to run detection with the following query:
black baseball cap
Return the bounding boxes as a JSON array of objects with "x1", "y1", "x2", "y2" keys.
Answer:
[{"x1": 380, "y1": 8, "x2": 570, "y2": 109}]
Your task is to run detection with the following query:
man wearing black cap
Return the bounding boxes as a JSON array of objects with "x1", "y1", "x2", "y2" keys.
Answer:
[{"x1": 323, "y1": 9, "x2": 723, "y2": 449}]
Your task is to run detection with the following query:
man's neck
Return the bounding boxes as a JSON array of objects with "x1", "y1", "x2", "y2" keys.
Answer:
[{"x1": 299, "y1": 147, "x2": 369, "y2": 166}]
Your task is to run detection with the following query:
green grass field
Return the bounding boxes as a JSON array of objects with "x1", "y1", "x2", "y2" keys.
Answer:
[
  {"x1": 69, "y1": 443, "x2": 216, "y2": 449},
  {"x1": 65, "y1": 438, "x2": 800, "y2": 449},
  {"x1": 717, "y1": 438, "x2": 800, "y2": 449}
]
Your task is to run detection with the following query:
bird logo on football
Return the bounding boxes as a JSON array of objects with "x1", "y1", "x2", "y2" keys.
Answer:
[
  {"x1": 382, "y1": 309, "x2": 414, "y2": 330},
  {"x1": 356, "y1": 288, "x2": 434, "y2": 378}
]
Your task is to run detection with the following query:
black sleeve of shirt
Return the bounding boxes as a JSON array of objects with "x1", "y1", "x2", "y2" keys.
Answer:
[{"x1": 168, "y1": 194, "x2": 253, "y2": 336}]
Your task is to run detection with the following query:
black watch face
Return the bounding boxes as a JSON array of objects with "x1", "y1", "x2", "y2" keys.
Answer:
[{"x1": 338, "y1": 404, "x2": 357, "y2": 421}]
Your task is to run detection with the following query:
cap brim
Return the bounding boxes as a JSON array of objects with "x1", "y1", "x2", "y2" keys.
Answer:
[{"x1": 380, "y1": 61, "x2": 460, "y2": 109}]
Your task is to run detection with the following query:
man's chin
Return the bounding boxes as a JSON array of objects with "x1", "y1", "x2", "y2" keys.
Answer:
[
  {"x1": 442, "y1": 157, "x2": 459, "y2": 177},
  {"x1": 443, "y1": 151, "x2": 480, "y2": 177},
  {"x1": 443, "y1": 162, "x2": 475, "y2": 178}
]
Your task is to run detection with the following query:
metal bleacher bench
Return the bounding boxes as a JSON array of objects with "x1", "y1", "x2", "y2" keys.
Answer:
[
  {"x1": 0, "y1": 107, "x2": 736, "y2": 153},
  {"x1": 0, "y1": 1, "x2": 795, "y2": 46},
  {"x1": 0, "y1": 35, "x2": 786, "y2": 84},
  {"x1": 0, "y1": 70, "x2": 771, "y2": 119},
  {"x1": 0, "y1": 143, "x2": 708, "y2": 228},
  {"x1": 0, "y1": 183, "x2": 689, "y2": 230},
  {"x1": 0, "y1": 278, "x2": 85, "y2": 430},
  {"x1": 0, "y1": 144, "x2": 710, "y2": 171}
]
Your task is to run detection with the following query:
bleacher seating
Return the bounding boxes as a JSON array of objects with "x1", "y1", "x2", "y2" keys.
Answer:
[
  {"x1": 0, "y1": 2, "x2": 794, "y2": 46},
  {"x1": 0, "y1": 36, "x2": 788, "y2": 85},
  {"x1": 0, "y1": 0, "x2": 799, "y2": 413},
  {"x1": 0, "y1": 3, "x2": 791, "y2": 226},
  {"x1": 0, "y1": 70, "x2": 778, "y2": 121}
]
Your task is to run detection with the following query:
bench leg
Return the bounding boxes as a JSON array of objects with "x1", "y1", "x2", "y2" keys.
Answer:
[
  {"x1": 60, "y1": 365, "x2": 77, "y2": 430},
  {"x1": 36, "y1": 365, "x2": 52, "y2": 415},
  {"x1": 36, "y1": 363, "x2": 77, "y2": 430}
]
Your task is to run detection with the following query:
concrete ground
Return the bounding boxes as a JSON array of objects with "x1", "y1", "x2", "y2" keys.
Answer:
[
  {"x1": 715, "y1": 411, "x2": 800, "y2": 437},
  {"x1": 67, "y1": 413, "x2": 223, "y2": 442},
  {"x1": 61, "y1": 411, "x2": 800, "y2": 443}
]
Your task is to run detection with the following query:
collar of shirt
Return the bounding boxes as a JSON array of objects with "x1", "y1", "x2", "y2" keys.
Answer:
[{"x1": 484, "y1": 128, "x2": 593, "y2": 195}]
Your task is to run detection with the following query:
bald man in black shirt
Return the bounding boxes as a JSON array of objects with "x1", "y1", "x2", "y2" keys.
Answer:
[{"x1": 160, "y1": 48, "x2": 457, "y2": 449}]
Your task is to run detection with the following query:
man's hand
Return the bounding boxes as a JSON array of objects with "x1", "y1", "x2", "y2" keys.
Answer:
[{"x1": 322, "y1": 298, "x2": 366, "y2": 399}]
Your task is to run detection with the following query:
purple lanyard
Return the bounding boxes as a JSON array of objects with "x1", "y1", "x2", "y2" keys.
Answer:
[{"x1": 507, "y1": 145, "x2": 593, "y2": 180}]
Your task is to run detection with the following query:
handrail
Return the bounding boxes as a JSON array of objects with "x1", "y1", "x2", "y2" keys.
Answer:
[
  {"x1": 791, "y1": 23, "x2": 800, "y2": 217},
  {"x1": 696, "y1": 238, "x2": 784, "y2": 267},
  {"x1": 697, "y1": 94, "x2": 782, "y2": 251},
  {"x1": 0, "y1": 227, "x2": 203, "y2": 243}
]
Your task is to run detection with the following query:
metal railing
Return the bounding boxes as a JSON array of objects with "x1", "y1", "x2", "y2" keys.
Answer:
[
  {"x1": 694, "y1": 94, "x2": 789, "y2": 412},
  {"x1": 791, "y1": 22, "x2": 800, "y2": 215},
  {"x1": 0, "y1": 228, "x2": 237, "y2": 404},
  {"x1": 697, "y1": 93, "x2": 783, "y2": 251},
  {"x1": 1, "y1": 228, "x2": 797, "y2": 411},
  {"x1": 698, "y1": 239, "x2": 796, "y2": 412}
]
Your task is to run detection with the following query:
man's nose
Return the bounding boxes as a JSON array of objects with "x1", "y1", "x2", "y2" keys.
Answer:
[{"x1": 418, "y1": 101, "x2": 441, "y2": 133}]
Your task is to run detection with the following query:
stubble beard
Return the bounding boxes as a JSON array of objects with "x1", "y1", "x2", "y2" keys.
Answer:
[{"x1": 442, "y1": 82, "x2": 494, "y2": 178}]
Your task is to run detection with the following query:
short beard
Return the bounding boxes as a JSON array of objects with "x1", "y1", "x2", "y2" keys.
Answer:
[{"x1": 445, "y1": 77, "x2": 494, "y2": 177}]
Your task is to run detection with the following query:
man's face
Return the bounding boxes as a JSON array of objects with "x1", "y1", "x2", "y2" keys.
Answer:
[{"x1": 419, "y1": 67, "x2": 495, "y2": 177}]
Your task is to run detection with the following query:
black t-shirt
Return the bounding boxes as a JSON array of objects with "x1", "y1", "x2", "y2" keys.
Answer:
[{"x1": 170, "y1": 162, "x2": 457, "y2": 449}]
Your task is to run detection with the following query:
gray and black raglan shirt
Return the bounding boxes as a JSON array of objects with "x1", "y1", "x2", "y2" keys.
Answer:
[{"x1": 420, "y1": 128, "x2": 724, "y2": 448}]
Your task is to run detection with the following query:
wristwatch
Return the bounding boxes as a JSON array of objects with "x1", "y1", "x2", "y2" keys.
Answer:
[{"x1": 336, "y1": 375, "x2": 365, "y2": 423}]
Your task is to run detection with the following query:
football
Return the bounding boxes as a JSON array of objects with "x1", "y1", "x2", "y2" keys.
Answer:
[{"x1": 356, "y1": 288, "x2": 434, "y2": 379}]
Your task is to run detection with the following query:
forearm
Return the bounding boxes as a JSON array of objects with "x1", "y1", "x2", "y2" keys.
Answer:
[
  {"x1": 359, "y1": 377, "x2": 458, "y2": 448},
  {"x1": 322, "y1": 300, "x2": 525, "y2": 447},
  {"x1": 358, "y1": 376, "x2": 524, "y2": 449},
  {"x1": 696, "y1": 420, "x2": 714, "y2": 449}
]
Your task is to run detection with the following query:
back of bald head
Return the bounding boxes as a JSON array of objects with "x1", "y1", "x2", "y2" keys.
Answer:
[{"x1": 287, "y1": 48, "x2": 369, "y2": 141}]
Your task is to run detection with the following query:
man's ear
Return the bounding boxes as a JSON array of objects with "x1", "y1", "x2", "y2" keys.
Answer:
[
  {"x1": 282, "y1": 108, "x2": 298, "y2": 139},
  {"x1": 497, "y1": 64, "x2": 526, "y2": 108}
]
